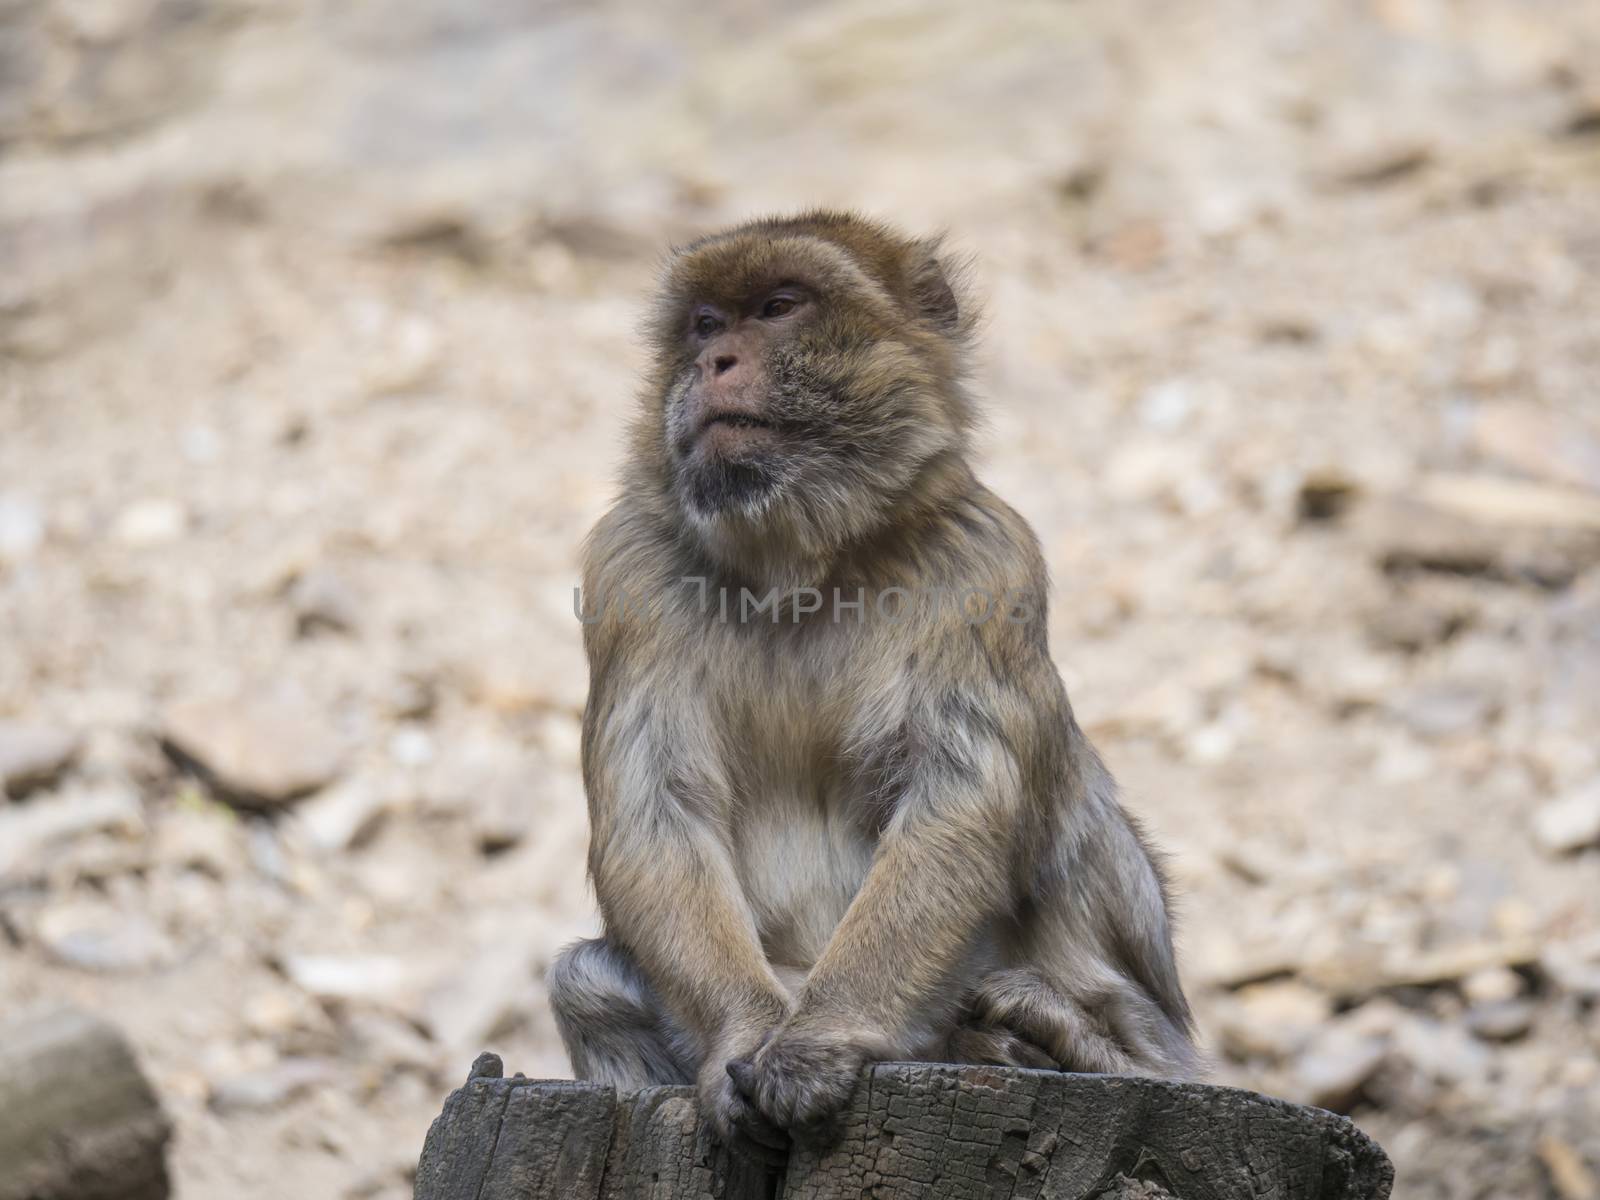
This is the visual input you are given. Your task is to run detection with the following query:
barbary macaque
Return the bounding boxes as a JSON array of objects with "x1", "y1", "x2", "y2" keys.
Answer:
[{"x1": 550, "y1": 211, "x2": 1199, "y2": 1147}]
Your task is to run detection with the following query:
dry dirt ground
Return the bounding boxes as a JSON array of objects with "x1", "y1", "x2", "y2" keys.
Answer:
[{"x1": 3, "y1": 3, "x2": 1600, "y2": 1198}]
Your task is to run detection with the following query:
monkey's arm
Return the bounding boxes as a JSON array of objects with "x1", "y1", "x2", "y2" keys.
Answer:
[
  {"x1": 583, "y1": 679, "x2": 792, "y2": 1144},
  {"x1": 730, "y1": 654, "x2": 1041, "y2": 1132},
  {"x1": 588, "y1": 787, "x2": 791, "y2": 1045}
]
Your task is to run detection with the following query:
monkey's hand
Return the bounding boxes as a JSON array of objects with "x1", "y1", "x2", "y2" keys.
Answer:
[
  {"x1": 725, "y1": 1017, "x2": 874, "y2": 1141},
  {"x1": 699, "y1": 1029, "x2": 791, "y2": 1151}
]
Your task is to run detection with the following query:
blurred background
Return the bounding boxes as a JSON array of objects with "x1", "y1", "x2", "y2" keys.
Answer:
[{"x1": 2, "y1": 1, "x2": 1599, "y2": 1197}]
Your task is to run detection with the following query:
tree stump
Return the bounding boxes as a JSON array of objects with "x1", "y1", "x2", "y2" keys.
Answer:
[
  {"x1": 0, "y1": 1008, "x2": 172, "y2": 1200},
  {"x1": 414, "y1": 1055, "x2": 1392, "y2": 1200}
]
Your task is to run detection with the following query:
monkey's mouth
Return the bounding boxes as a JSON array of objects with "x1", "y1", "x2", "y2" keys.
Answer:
[
  {"x1": 692, "y1": 411, "x2": 780, "y2": 459},
  {"x1": 699, "y1": 411, "x2": 776, "y2": 436}
]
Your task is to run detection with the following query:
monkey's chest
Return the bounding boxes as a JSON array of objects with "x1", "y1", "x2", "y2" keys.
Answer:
[
  {"x1": 730, "y1": 780, "x2": 876, "y2": 973},
  {"x1": 707, "y1": 630, "x2": 886, "y2": 971}
]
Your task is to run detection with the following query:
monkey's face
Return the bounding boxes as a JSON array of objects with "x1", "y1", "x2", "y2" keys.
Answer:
[
  {"x1": 664, "y1": 285, "x2": 808, "y2": 517},
  {"x1": 647, "y1": 215, "x2": 975, "y2": 555}
]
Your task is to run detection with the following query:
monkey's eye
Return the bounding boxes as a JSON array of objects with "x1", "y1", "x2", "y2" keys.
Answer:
[
  {"x1": 761, "y1": 294, "x2": 800, "y2": 319},
  {"x1": 692, "y1": 310, "x2": 723, "y2": 339}
]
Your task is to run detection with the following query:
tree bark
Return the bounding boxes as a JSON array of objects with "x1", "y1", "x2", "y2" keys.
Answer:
[
  {"x1": 414, "y1": 1055, "x2": 1392, "y2": 1200},
  {"x1": 0, "y1": 1008, "x2": 172, "y2": 1200}
]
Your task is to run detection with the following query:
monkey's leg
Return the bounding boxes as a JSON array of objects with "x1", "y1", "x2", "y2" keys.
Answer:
[
  {"x1": 547, "y1": 937, "x2": 697, "y2": 1087},
  {"x1": 942, "y1": 1019, "x2": 1060, "y2": 1069},
  {"x1": 966, "y1": 967, "x2": 1193, "y2": 1077}
]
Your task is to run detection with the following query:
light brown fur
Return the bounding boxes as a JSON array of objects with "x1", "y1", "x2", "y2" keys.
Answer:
[{"x1": 550, "y1": 212, "x2": 1199, "y2": 1147}]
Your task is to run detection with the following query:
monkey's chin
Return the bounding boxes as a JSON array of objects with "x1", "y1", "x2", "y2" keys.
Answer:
[{"x1": 679, "y1": 453, "x2": 782, "y2": 520}]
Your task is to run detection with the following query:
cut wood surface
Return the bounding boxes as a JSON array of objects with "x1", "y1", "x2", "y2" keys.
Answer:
[
  {"x1": 0, "y1": 1008, "x2": 172, "y2": 1200},
  {"x1": 414, "y1": 1055, "x2": 1392, "y2": 1200}
]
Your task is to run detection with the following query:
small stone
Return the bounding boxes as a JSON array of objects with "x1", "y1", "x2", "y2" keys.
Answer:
[
  {"x1": 344, "y1": 1011, "x2": 440, "y2": 1073},
  {"x1": 36, "y1": 903, "x2": 176, "y2": 973},
  {"x1": 283, "y1": 953, "x2": 420, "y2": 1005},
  {"x1": 383, "y1": 671, "x2": 437, "y2": 721},
  {"x1": 1296, "y1": 471, "x2": 1360, "y2": 523},
  {"x1": 1305, "y1": 938, "x2": 1542, "y2": 998},
  {"x1": 1416, "y1": 472, "x2": 1600, "y2": 531},
  {"x1": 243, "y1": 989, "x2": 329, "y2": 1040},
  {"x1": 209, "y1": 1057, "x2": 337, "y2": 1114},
  {"x1": 289, "y1": 567, "x2": 362, "y2": 637},
  {"x1": 0, "y1": 494, "x2": 44, "y2": 563},
  {"x1": 1537, "y1": 1136, "x2": 1599, "y2": 1200},
  {"x1": 295, "y1": 778, "x2": 392, "y2": 853},
  {"x1": 0, "y1": 720, "x2": 80, "y2": 798},
  {"x1": 1465, "y1": 999, "x2": 1535, "y2": 1043},
  {"x1": 1215, "y1": 980, "x2": 1331, "y2": 1063},
  {"x1": 472, "y1": 760, "x2": 543, "y2": 854},
  {"x1": 1471, "y1": 402, "x2": 1600, "y2": 493},
  {"x1": 1291, "y1": 1024, "x2": 1388, "y2": 1113},
  {"x1": 388, "y1": 725, "x2": 434, "y2": 768},
  {"x1": 1326, "y1": 140, "x2": 1432, "y2": 188},
  {"x1": 111, "y1": 498, "x2": 187, "y2": 546},
  {"x1": 361, "y1": 313, "x2": 441, "y2": 397},
  {"x1": 1214, "y1": 840, "x2": 1279, "y2": 886},
  {"x1": 1199, "y1": 942, "x2": 1303, "y2": 991},
  {"x1": 1461, "y1": 966, "x2": 1523, "y2": 1005},
  {"x1": 0, "y1": 784, "x2": 143, "y2": 885},
  {"x1": 1358, "y1": 490, "x2": 1600, "y2": 589},
  {"x1": 1541, "y1": 937, "x2": 1600, "y2": 998},
  {"x1": 1531, "y1": 784, "x2": 1600, "y2": 854},
  {"x1": 155, "y1": 806, "x2": 247, "y2": 878},
  {"x1": 161, "y1": 697, "x2": 346, "y2": 809},
  {"x1": 533, "y1": 713, "x2": 582, "y2": 771},
  {"x1": 422, "y1": 939, "x2": 538, "y2": 1052},
  {"x1": 1392, "y1": 1016, "x2": 1492, "y2": 1086},
  {"x1": 1394, "y1": 680, "x2": 1498, "y2": 740}
]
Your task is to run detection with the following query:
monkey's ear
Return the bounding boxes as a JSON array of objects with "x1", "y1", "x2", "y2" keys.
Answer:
[{"x1": 907, "y1": 242, "x2": 961, "y2": 332}]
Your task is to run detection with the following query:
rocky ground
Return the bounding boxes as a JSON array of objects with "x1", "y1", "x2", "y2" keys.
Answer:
[{"x1": 3, "y1": 2, "x2": 1600, "y2": 1198}]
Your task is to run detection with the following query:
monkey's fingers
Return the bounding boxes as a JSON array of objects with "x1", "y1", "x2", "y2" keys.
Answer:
[
  {"x1": 722, "y1": 1066, "x2": 789, "y2": 1150},
  {"x1": 732, "y1": 1108, "x2": 791, "y2": 1151},
  {"x1": 725, "y1": 1059, "x2": 760, "y2": 1101}
]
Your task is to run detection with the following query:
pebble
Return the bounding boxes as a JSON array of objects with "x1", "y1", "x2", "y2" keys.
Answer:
[
  {"x1": 472, "y1": 760, "x2": 543, "y2": 854},
  {"x1": 1291, "y1": 1024, "x2": 1388, "y2": 1113},
  {"x1": 1325, "y1": 140, "x2": 1432, "y2": 188},
  {"x1": 155, "y1": 807, "x2": 248, "y2": 878},
  {"x1": 1214, "y1": 980, "x2": 1331, "y2": 1063},
  {"x1": 382, "y1": 671, "x2": 437, "y2": 721},
  {"x1": 1537, "y1": 1136, "x2": 1599, "y2": 1200},
  {"x1": 283, "y1": 953, "x2": 420, "y2": 1005},
  {"x1": 387, "y1": 726, "x2": 435, "y2": 768},
  {"x1": 0, "y1": 720, "x2": 81, "y2": 799},
  {"x1": 289, "y1": 567, "x2": 362, "y2": 637},
  {"x1": 1465, "y1": 999, "x2": 1535, "y2": 1043},
  {"x1": 161, "y1": 697, "x2": 346, "y2": 808},
  {"x1": 1470, "y1": 402, "x2": 1600, "y2": 493},
  {"x1": 0, "y1": 494, "x2": 44, "y2": 563},
  {"x1": 1392, "y1": 1016, "x2": 1492, "y2": 1086},
  {"x1": 422, "y1": 938, "x2": 539, "y2": 1053},
  {"x1": 110, "y1": 498, "x2": 187, "y2": 546},
  {"x1": 295, "y1": 778, "x2": 393, "y2": 853},
  {"x1": 0, "y1": 784, "x2": 143, "y2": 885},
  {"x1": 1531, "y1": 785, "x2": 1600, "y2": 855},
  {"x1": 209, "y1": 1057, "x2": 337, "y2": 1114},
  {"x1": 1461, "y1": 966, "x2": 1523, "y2": 1005},
  {"x1": 1394, "y1": 680, "x2": 1498, "y2": 740},
  {"x1": 36, "y1": 903, "x2": 177, "y2": 973},
  {"x1": 1540, "y1": 937, "x2": 1600, "y2": 999},
  {"x1": 343, "y1": 1011, "x2": 441, "y2": 1074}
]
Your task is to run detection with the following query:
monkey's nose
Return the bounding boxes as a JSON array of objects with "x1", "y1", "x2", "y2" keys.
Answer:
[{"x1": 712, "y1": 355, "x2": 737, "y2": 377}]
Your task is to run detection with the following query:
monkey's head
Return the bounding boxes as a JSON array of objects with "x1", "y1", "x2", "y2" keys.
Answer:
[{"x1": 637, "y1": 211, "x2": 978, "y2": 576}]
